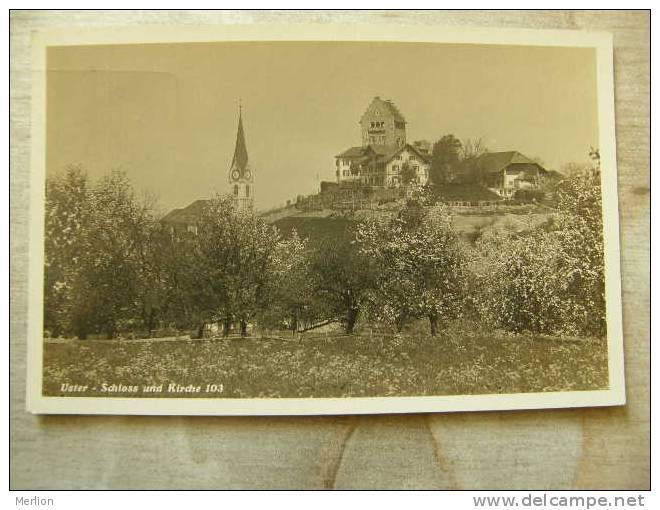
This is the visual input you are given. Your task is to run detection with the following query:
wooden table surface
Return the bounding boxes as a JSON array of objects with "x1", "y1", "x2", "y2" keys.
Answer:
[{"x1": 9, "y1": 10, "x2": 650, "y2": 490}]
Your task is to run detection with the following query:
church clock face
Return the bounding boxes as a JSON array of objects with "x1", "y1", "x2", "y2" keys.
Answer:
[
  {"x1": 231, "y1": 169, "x2": 240, "y2": 181},
  {"x1": 244, "y1": 170, "x2": 252, "y2": 180}
]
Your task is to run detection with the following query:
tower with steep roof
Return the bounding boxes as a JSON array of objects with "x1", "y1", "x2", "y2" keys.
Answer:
[
  {"x1": 359, "y1": 96, "x2": 407, "y2": 148},
  {"x1": 228, "y1": 104, "x2": 254, "y2": 210}
]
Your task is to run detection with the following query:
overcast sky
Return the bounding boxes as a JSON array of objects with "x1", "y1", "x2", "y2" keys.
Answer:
[{"x1": 47, "y1": 41, "x2": 598, "y2": 212}]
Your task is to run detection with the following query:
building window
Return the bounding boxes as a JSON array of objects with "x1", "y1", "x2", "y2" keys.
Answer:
[
  {"x1": 234, "y1": 185, "x2": 239, "y2": 196},
  {"x1": 187, "y1": 225, "x2": 198, "y2": 235},
  {"x1": 409, "y1": 155, "x2": 416, "y2": 161},
  {"x1": 393, "y1": 165, "x2": 399, "y2": 171},
  {"x1": 245, "y1": 185, "x2": 250, "y2": 198}
]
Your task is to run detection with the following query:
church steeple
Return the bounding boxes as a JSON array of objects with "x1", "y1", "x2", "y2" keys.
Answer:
[
  {"x1": 228, "y1": 102, "x2": 254, "y2": 210},
  {"x1": 231, "y1": 104, "x2": 249, "y2": 172}
]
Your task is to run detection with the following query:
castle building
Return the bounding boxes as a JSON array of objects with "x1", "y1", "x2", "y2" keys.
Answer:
[
  {"x1": 335, "y1": 97, "x2": 431, "y2": 187},
  {"x1": 360, "y1": 96, "x2": 407, "y2": 147}
]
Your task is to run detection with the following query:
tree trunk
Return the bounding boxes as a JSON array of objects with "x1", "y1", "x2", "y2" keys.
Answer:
[
  {"x1": 395, "y1": 313, "x2": 407, "y2": 333},
  {"x1": 196, "y1": 321, "x2": 205, "y2": 339},
  {"x1": 147, "y1": 309, "x2": 156, "y2": 339},
  {"x1": 74, "y1": 318, "x2": 88, "y2": 340},
  {"x1": 222, "y1": 316, "x2": 231, "y2": 337},
  {"x1": 429, "y1": 313, "x2": 438, "y2": 337},
  {"x1": 240, "y1": 320, "x2": 248, "y2": 337},
  {"x1": 291, "y1": 306, "x2": 300, "y2": 336},
  {"x1": 345, "y1": 307, "x2": 359, "y2": 334}
]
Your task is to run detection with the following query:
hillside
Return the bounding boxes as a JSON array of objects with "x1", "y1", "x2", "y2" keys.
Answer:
[
  {"x1": 264, "y1": 205, "x2": 552, "y2": 245},
  {"x1": 273, "y1": 215, "x2": 356, "y2": 241}
]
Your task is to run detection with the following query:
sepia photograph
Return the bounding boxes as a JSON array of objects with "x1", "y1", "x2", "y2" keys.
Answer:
[{"x1": 26, "y1": 25, "x2": 624, "y2": 415}]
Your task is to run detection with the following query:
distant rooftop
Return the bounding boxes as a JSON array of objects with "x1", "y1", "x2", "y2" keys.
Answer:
[
  {"x1": 160, "y1": 199, "x2": 211, "y2": 225},
  {"x1": 471, "y1": 151, "x2": 547, "y2": 174}
]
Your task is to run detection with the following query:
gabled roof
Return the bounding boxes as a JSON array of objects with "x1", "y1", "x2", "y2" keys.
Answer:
[
  {"x1": 336, "y1": 146, "x2": 372, "y2": 159},
  {"x1": 360, "y1": 97, "x2": 406, "y2": 124},
  {"x1": 546, "y1": 169, "x2": 564, "y2": 180},
  {"x1": 373, "y1": 143, "x2": 432, "y2": 164},
  {"x1": 161, "y1": 199, "x2": 211, "y2": 225},
  {"x1": 472, "y1": 151, "x2": 546, "y2": 174},
  {"x1": 335, "y1": 143, "x2": 431, "y2": 165},
  {"x1": 231, "y1": 113, "x2": 249, "y2": 171}
]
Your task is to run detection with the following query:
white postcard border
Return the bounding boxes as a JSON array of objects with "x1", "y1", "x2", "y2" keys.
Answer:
[{"x1": 26, "y1": 24, "x2": 625, "y2": 415}]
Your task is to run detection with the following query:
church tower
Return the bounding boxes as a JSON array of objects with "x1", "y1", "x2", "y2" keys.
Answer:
[{"x1": 228, "y1": 105, "x2": 254, "y2": 210}]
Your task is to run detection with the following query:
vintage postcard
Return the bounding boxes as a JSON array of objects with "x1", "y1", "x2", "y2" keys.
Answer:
[{"x1": 25, "y1": 24, "x2": 625, "y2": 415}]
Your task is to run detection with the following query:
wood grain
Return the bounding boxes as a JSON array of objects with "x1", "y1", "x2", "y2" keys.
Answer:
[{"x1": 9, "y1": 10, "x2": 650, "y2": 489}]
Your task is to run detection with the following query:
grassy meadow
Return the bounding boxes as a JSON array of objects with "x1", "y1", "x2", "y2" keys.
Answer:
[{"x1": 43, "y1": 323, "x2": 608, "y2": 398}]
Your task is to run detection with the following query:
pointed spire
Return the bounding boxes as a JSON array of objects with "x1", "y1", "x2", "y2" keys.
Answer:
[{"x1": 231, "y1": 102, "x2": 249, "y2": 171}]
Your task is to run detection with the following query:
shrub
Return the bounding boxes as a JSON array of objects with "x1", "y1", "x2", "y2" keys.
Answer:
[
  {"x1": 513, "y1": 189, "x2": 545, "y2": 203},
  {"x1": 472, "y1": 172, "x2": 605, "y2": 336}
]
